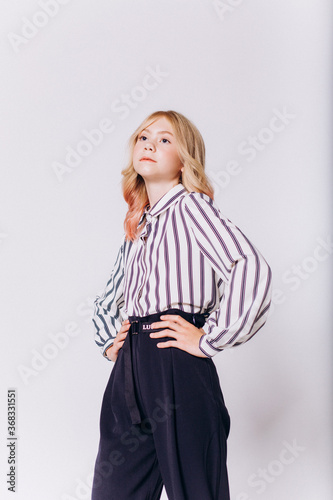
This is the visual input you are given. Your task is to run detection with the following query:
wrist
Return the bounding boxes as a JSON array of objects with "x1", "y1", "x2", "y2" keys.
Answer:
[{"x1": 103, "y1": 343, "x2": 114, "y2": 360}]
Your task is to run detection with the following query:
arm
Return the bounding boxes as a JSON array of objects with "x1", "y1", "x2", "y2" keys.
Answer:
[
  {"x1": 92, "y1": 234, "x2": 126, "y2": 359},
  {"x1": 184, "y1": 193, "x2": 272, "y2": 358}
]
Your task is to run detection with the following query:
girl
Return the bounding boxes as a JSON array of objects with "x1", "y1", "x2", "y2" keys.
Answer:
[{"x1": 91, "y1": 110, "x2": 272, "y2": 500}]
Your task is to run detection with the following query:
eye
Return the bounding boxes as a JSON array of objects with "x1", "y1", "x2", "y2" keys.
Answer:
[
  {"x1": 161, "y1": 138, "x2": 170, "y2": 144},
  {"x1": 138, "y1": 135, "x2": 147, "y2": 141}
]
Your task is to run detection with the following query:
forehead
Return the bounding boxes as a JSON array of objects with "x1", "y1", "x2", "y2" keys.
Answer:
[{"x1": 141, "y1": 116, "x2": 174, "y2": 134}]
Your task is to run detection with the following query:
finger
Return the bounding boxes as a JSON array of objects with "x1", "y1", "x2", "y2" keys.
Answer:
[
  {"x1": 155, "y1": 339, "x2": 205, "y2": 357},
  {"x1": 119, "y1": 321, "x2": 130, "y2": 332},
  {"x1": 150, "y1": 329, "x2": 178, "y2": 339},
  {"x1": 151, "y1": 319, "x2": 182, "y2": 332},
  {"x1": 121, "y1": 324, "x2": 131, "y2": 333},
  {"x1": 116, "y1": 340, "x2": 125, "y2": 349},
  {"x1": 119, "y1": 324, "x2": 130, "y2": 334},
  {"x1": 159, "y1": 314, "x2": 188, "y2": 325},
  {"x1": 115, "y1": 332, "x2": 127, "y2": 343},
  {"x1": 113, "y1": 339, "x2": 126, "y2": 352},
  {"x1": 156, "y1": 340, "x2": 178, "y2": 349}
]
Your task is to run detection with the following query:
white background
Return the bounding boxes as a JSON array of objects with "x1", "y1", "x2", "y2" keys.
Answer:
[{"x1": 1, "y1": 1, "x2": 332, "y2": 499}]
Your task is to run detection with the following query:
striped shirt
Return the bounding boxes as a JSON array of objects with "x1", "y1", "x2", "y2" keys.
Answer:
[{"x1": 93, "y1": 183, "x2": 272, "y2": 358}]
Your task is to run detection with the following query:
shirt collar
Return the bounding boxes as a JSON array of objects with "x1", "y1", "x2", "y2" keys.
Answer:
[
  {"x1": 138, "y1": 183, "x2": 187, "y2": 226},
  {"x1": 150, "y1": 183, "x2": 187, "y2": 217}
]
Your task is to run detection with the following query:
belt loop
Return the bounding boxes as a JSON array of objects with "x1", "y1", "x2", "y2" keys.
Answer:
[{"x1": 131, "y1": 319, "x2": 139, "y2": 334}]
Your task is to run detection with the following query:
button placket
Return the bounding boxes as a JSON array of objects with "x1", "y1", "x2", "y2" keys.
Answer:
[{"x1": 137, "y1": 214, "x2": 153, "y2": 307}]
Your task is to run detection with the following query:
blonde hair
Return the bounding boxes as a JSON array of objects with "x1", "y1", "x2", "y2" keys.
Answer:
[{"x1": 121, "y1": 110, "x2": 214, "y2": 241}]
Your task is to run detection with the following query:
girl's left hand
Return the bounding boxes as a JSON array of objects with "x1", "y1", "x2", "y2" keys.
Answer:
[{"x1": 150, "y1": 314, "x2": 208, "y2": 358}]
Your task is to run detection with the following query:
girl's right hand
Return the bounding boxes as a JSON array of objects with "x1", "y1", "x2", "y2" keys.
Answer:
[{"x1": 105, "y1": 319, "x2": 131, "y2": 362}]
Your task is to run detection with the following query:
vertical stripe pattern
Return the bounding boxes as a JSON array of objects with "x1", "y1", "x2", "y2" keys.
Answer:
[{"x1": 93, "y1": 184, "x2": 272, "y2": 358}]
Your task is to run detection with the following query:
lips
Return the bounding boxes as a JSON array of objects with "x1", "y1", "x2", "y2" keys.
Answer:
[{"x1": 140, "y1": 157, "x2": 156, "y2": 162}]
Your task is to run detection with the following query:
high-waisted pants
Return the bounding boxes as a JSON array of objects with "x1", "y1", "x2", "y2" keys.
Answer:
[{"x1": 91, "y1": 308, "x2": 230, "y2": 500}]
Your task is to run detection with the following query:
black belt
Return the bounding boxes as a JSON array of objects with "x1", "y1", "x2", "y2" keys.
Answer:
[{"x1": 123, "y1": 308, "x2": 207, "y2": 425}]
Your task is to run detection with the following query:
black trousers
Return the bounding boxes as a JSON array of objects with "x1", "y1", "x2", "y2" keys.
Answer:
[{"x1": 91, "y1": 308, "x2": 230, "y2": 500}]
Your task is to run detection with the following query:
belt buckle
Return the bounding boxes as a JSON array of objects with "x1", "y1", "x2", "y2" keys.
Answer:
[{"x1": 130, "y1": 319, "x2": 139, "y2": 334}]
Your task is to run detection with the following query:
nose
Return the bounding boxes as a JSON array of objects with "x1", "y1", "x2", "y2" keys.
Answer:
[{"x1": 144, "y1": 139, "x2": 155, "y2": 151}]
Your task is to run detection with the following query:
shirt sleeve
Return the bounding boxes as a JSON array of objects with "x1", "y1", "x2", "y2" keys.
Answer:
[
  {"x1": 183, "y1": 192, "x2": 272, "y2": 357},
  {"x1": 92, "y1": 234, "x2": 126, "y2": 358}
]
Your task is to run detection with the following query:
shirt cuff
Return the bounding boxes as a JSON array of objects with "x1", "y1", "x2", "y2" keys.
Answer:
[
  {"x1": 199, "y1": 335, "x2": 219, "y2": 357},
  {"x1": 199, "y1": 323, "x2": 224, "y2": 357},
  {"x1": 101, "y1": 339, "x2": 114, "y2": 361}
]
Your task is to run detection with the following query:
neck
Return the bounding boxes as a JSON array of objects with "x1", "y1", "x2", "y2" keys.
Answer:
[{"x1": 145, "y1": 181, "x2": 180, "y2": 209}]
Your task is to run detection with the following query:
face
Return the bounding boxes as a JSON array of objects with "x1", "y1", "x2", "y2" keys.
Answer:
[{"x1": 132, "y1": 116, "x2": 183, "y2": 185}]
